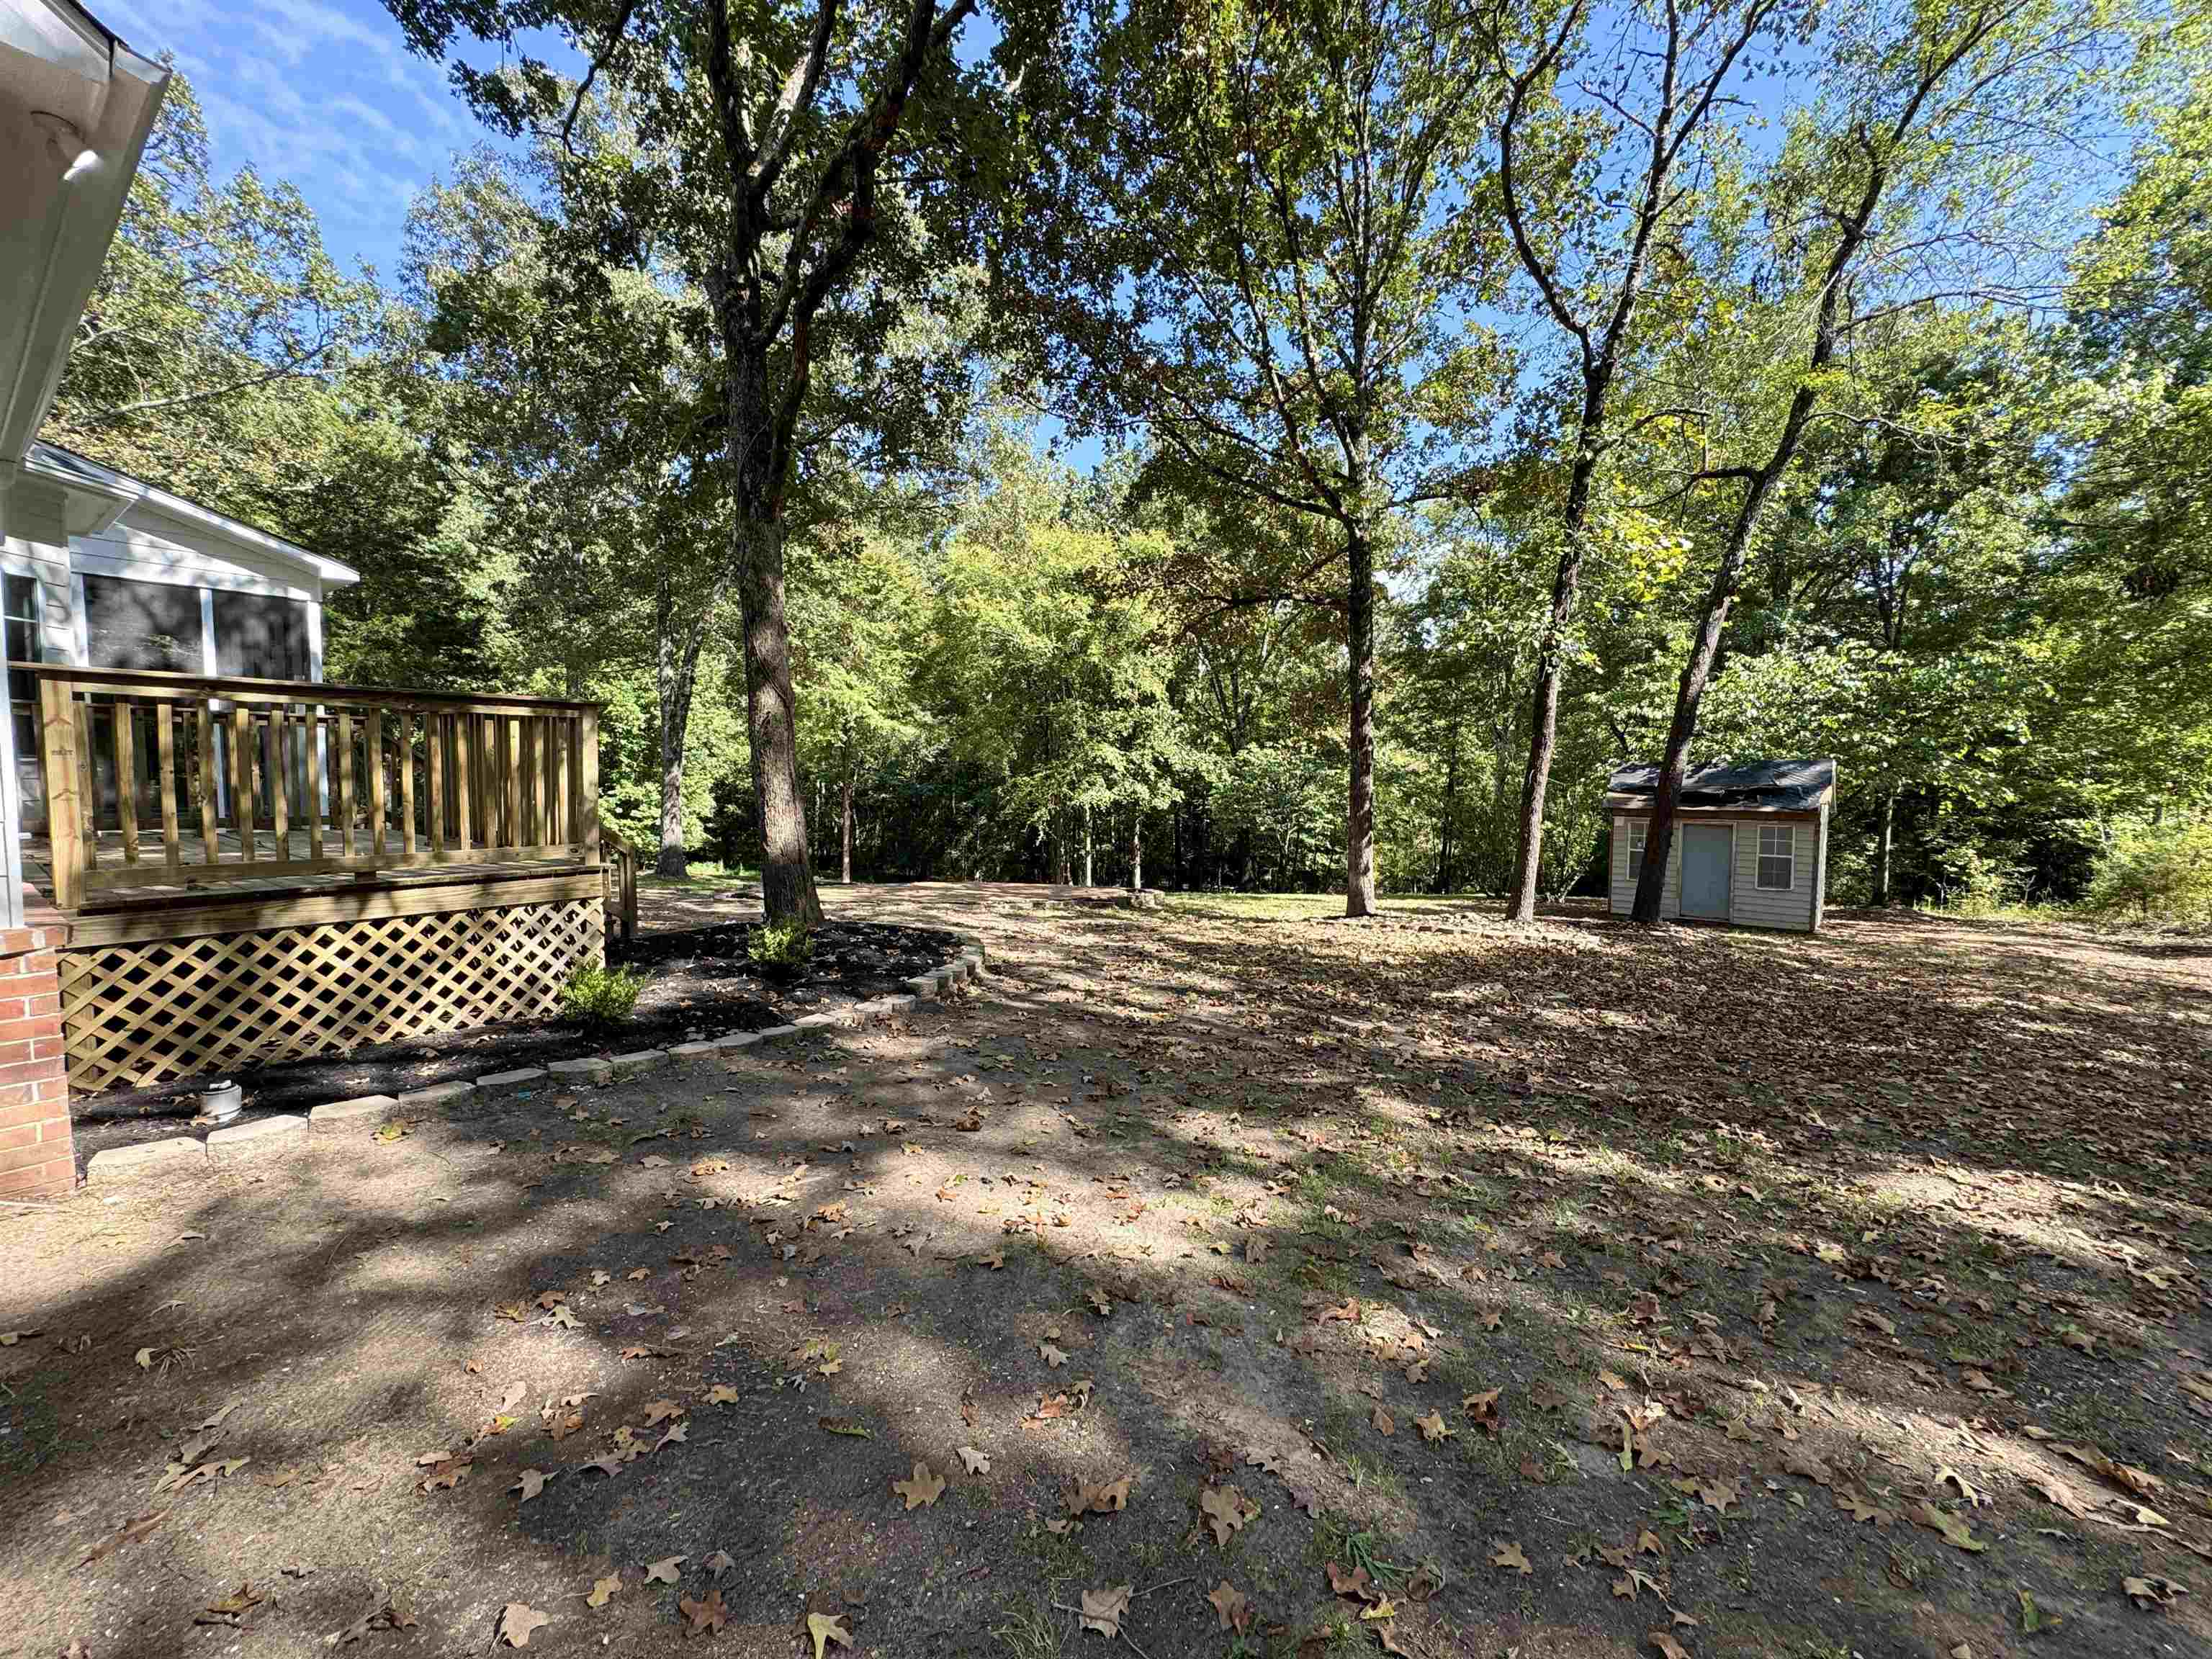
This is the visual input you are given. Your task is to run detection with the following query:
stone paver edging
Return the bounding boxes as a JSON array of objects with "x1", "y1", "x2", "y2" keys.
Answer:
[{"x1": 84, "y1": 933, "x2": 990, "y2": 1188}]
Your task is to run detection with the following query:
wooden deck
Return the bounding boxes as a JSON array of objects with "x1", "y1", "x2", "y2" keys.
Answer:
[{"x1": 9, "y1": 664, "x2": 634, "y2": 1094}]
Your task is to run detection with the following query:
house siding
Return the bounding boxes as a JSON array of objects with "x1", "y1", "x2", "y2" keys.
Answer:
[
  {"x1": 0, "y1": 473, "x2": 77, "y2": 665},
  {"x1": 1611, "y1": 812, "x2": 1819, "y2": 932}
]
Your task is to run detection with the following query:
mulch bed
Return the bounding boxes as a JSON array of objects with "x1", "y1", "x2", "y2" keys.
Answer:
[{"x1": 65, "y1": 917, "x2": 956, "y2": 1172}]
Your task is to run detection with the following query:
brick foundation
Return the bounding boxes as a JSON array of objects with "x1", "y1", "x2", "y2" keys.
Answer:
[{"x1": 0, "y1": 922, "x2": 72, "y2": 1197}]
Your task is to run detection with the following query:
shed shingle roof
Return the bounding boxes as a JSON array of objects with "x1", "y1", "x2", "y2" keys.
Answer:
[{"x1": 1607, "y1": 757, "x2": 1835, "y2": 811}]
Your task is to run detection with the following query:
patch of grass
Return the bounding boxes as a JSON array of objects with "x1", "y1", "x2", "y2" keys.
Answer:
[
  {"x1": 1335, "y1": 1447, "x2": 1406, "y2": 1501},
  {"x1": 1291, "y1": 1253, "x2": 1352, "y2": 1297},
  {"x1": 1015, "y1": 1521, "x2": 1089, "y2": 1580},
  {"x1": 1312, "y1": 1513, "x2": 1418, "y2": 1587},
  {"x1": 990, "y1": 1601, "x2": 1061, "y2": 1659},
  {"x1": 635, "y1": 859, "x2": 755, "y2": 893}
]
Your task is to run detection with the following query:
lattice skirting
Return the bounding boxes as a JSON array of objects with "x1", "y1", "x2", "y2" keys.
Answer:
[{"x1": 59, "y1": 897, "x2": 604, "y2": 1094}]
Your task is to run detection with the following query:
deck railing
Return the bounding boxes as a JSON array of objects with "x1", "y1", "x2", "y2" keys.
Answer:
[{"x1": 20, "y1": 664, "x2": 601, "y2": 909}]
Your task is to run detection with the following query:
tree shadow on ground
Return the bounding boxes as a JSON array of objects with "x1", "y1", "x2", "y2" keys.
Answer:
[{"x1": 4, "y1": 885, "x2": 2208, "y2": 1658}]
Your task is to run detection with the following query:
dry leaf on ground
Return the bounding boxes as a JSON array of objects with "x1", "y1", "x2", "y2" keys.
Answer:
[
  {"x1": 1207, "y1": 1580, "x2": 1253, "y2": 1633},
  {"x1": 678, "y1": 1588, "x2": 729, "y2": 1634},
  {"x1": 497, "y1": 1604, "x2": 549, "y2": 1647},
  {"x1": 1910, "y1": 1502, "x2": 1986, "y2": 1552},
  {"x1": 2123, "y1": 1575, "x2": 2186, "y2": 1609},
  {"x1": 1079, "y1": 1584, "x2": 1133, "y2": 1637},
  {"x1": 893, "y1": 1461, "x2": 947, "y2": 1509},
  {"x1": 1199, "y1": 1483, "x2": 1258, "y2": 1545}
]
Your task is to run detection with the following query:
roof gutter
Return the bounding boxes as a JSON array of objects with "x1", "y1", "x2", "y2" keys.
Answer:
[
  {"x1": 0, "y1": 2, "x2": 171, "y2": 466},
  {"x1": 24, "y1": 443, "x2": 361, "y2": 585}
]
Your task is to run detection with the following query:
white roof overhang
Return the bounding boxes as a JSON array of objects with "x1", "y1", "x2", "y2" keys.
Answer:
[{"x1": 0, "y1": 1, "x2": 169, "y2": 467}]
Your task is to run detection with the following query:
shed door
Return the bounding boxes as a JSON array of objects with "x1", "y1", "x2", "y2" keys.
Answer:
[{"x1": 1681, "y1": 824, "x2": 1732, "y2": 920}]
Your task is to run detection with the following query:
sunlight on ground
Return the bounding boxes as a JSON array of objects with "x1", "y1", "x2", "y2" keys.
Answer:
[{"x1": 5, "y1": 884, "x2": 2206, "y2": 1659}]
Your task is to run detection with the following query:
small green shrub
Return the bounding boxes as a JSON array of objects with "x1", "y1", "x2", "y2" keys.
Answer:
[
  {"x1": 1928, "y1": 845, "x2": 2025, "y2": 916},
  {"x1": 2088, "y1": 820, "x2": 2212, "y2": 927},
  {"x1": 560, "y1": 963, "x2": 644, "y2": 1028},
  {"x1": 747, "y1": 917, "x2": 815, "y2": 979}
]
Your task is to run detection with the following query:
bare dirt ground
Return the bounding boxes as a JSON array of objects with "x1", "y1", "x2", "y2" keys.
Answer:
[{"x1": 3, "y1": 883, "x2": 2208, "y2": 1659}]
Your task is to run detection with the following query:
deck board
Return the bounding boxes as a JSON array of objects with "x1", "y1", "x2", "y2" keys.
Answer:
[{"x1": 24, "y1": 832, "x2": 596, "y2": 914}]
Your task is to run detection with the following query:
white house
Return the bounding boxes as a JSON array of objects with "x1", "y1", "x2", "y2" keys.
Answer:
[
  {"x1": 4, "y1": 441, "x2": 361, "y2": 835},
  {"x1": 1606, "y1": 759, "x2": 1837, "y2": 932}
]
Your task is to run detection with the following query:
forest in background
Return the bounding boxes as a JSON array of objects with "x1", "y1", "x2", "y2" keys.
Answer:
[{"x1": 36, "y1": 0, "x2": 2212, "y2": 925}]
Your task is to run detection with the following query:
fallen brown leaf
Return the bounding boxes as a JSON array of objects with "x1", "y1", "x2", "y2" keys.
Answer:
[
  {"x1": 892, "y1": 1461, "x2": 947, "y2": 1509},
  {"x1": 807, "y1": 1611, "x2": 853, "y2": 1659},
  {"x1": 498, "y1": 1604, "x2": 549, "y2": 1647},
  {"x1": 1079, "y1": 1584, "x2": 1133, "y2": 1637}
]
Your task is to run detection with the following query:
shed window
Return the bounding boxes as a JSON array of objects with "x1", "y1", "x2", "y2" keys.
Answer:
[
  {"x1": 1626, "y1": 819, "x2": 1647, "y2": 881},
  {"x1": 1757, "y1": 824, "x2": 1795, "y2": 889}
]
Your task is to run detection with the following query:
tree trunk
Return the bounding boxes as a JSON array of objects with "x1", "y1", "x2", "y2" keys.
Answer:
[
  {"x1": 1633, "y1": 467, "x2": 1790, "y2": 922},
  {"x1": 726, "y1": 334, "x2": 822, "y2": 928},
  {"x1": 840, "y1": 771, "x2": 854, "y2": 885},
  {"x1": 1344, "y1": 521, "x2": 1377, "y2": 918},
  {"x1": 654, "y1": 572, "x2": 715, "y2": 880},
  {"x1": 1508, "y1": 444, "x2": 1604, "y2": 922},
  {"x1": 1435, "y1": 719, "x2": 1460, "y2": 894},
  {"x1": 1873, "y1": 789, "x2": 1896, "y2": 907},
  {"x1": 1082, "y1": 804, "x2": 1093, "y2": 888},
  {"x1": 1129, "y1": 809, "x2": 1143, "y2": 891}
]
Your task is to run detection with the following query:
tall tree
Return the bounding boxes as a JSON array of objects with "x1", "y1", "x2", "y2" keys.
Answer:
[
  {"x1": 385, "y1": 0, "x2": 1002, "y2": 925},
  {"x1": 405, "y1": 146, "x2": 732, "y2": 875},
  {"x1": 1488, "y1": 0, "x2": 1790, "y2": 922},
  {"x1": 1014, "y1": 0, "x2": 1514, "y2": 916},
  {"x1": 1631, "y1": 0, "x2": 2132, "y2": 922}
]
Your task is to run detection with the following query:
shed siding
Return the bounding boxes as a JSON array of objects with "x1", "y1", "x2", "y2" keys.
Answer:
[
  {"x1": 1812, "y1": 804, "x2": 1830, "y2": 931},
  {"x1": 1730, "y1": 818, "x2": 1816, "y2": 932},
  {"x1": 1613, "y1": 812, "x2": 1820, "y2": 931},
  {"x1": 1609, "y1": 815, "x2": 1680, "y2": 919}
]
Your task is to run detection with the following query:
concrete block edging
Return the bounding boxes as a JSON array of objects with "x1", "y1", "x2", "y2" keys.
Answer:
[{"x1": 86, "y1": 932, "x2": 992, "y2": 1188}]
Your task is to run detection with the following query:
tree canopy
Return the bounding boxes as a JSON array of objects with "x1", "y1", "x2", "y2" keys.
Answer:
[{"x1": 37, "y1": 3, "x2": 2212, "y2": 927}]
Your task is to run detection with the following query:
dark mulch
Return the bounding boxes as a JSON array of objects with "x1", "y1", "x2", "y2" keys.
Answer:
[{"x1": 66, "y1": 917, "x2": 956, "y2": 1172}]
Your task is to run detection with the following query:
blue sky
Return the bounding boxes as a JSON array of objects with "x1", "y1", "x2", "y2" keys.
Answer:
[{"x1": 92, "y1": 0, "x2": 526, "y2": 278}]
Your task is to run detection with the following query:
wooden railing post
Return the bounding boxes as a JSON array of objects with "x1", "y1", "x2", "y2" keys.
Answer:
[
  {"x1": 578, "y1": 706, "x2": 601, "y2": 866},
  {"x1": 37, "y1": 679, "x2": 83, "y2": 910}
]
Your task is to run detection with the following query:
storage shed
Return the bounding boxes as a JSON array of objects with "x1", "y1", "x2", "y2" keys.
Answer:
[{"x1": 1606, "y1": 759, "x2": 1837, "y2": 932}]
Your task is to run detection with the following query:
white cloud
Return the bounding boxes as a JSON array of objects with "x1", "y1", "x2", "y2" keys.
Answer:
[{"x1": 120, "y1": 0, "x2": 489, "y2": 258}]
